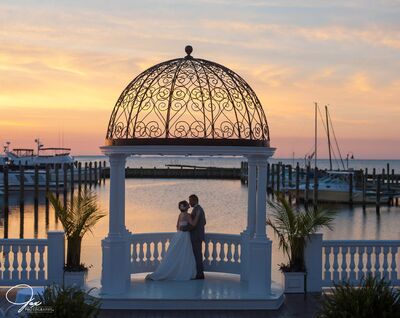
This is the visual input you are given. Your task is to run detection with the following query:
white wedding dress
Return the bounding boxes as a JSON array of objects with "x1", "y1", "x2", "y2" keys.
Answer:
[{"x1": 146, "y1": 221, "x2": 197, "y2": 281}]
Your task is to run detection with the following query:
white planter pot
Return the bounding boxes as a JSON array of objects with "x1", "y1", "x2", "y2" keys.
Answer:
[
  {"x1": 283, "y1": 272, "x2": 306, "y2": 293},
  {"x1": 64, "y1": 270, "x2": 87, "y2": 289}
]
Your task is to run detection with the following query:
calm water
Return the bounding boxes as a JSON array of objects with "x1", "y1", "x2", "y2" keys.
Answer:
[
  {"x1": 77, "y1": 155, "x2": 400, "y2": 172},
  {"x1": 1, "y1": 156, "x2": 400, "y2": 284}
]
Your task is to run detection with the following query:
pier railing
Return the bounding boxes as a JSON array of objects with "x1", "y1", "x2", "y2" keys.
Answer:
[
  {"x1": 129, "y1": 232, "x2": 242, "y2": 275},
  {"x1": 0, "y1": 231, "x2": 64, "y2": 286},
  {"x1": 322, "y1": 240, "x2": 400, "y2": 286},
  {"x1": 305, "y1": 234, "x2": 400, "y2": 291}
]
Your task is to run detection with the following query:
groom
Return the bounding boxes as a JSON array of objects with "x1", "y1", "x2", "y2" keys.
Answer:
[{"x1": 181, "y1": 194, "x2": 206, "y2": 279}]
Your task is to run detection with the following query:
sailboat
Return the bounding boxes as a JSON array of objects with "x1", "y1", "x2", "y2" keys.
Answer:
[{"x1": 285, "y1": 104, "x2": 379, "y2": 203}]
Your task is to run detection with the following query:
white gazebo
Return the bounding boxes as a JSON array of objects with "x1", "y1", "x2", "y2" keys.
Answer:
[{"x1": 94, "y1": 46, "x2": 283, "y2": 309}]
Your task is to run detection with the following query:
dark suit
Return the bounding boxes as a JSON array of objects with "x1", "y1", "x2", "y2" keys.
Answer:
[{"x1": 182, "y1": 204, "x2": 206, "y2": 277}]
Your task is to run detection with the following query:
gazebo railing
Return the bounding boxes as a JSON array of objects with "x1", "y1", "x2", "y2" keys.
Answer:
[{"x1": 129, "y1": 232, "x2": 242, "y2": 274}]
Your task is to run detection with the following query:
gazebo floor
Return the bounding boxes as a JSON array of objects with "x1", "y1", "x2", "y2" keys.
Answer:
[{"x1": 87, "y1": 272, "x2": 284, "y2": 310}]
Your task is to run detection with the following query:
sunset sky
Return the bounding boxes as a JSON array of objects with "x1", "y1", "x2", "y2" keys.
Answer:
[{"x1": 1, "y1": 0, "x2": 399, "y2": 158}]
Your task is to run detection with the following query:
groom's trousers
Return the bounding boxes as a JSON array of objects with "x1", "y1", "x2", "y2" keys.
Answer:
[{"x1": 192, "y1": 239, "x2": 204, "y2": 276}]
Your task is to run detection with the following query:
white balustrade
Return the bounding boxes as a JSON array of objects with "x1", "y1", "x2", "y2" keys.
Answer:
[
  {"x1": 322, "y1": 240, "x2": 400, "y2": 286},
  {"x1": 130, "y1": 233, "x2": 242, "y2": 274},
  {"x1": 0, "y1": 231, "x2": 64, "y2": 286}
]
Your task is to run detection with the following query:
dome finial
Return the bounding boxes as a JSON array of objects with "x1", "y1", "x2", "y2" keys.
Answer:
[{"x1": 185, "y1": 45, "x2": 193, "y2": 57}]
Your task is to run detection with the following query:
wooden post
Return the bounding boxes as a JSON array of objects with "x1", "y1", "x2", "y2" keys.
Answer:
[
  {"x1": 313, "y1": 167, "x2": 318, "y2": 207},
  {"x1": 372, "y1": 168, "x2": 376, "y2": 186},
  {"x1": 34, "y1": 164, "x2": 39, "y2": 212},
  {"x1": 362, "y1": 170, "x2": 366, "y2": 207},
  {"x1": 34, "y1": 165, "x2": 39, "y2": 237},
  {"x1": 55, "y1": 164, "x2": 59, "y2": 199},
  {"x1": 305, "y1": 165, "x2": 310, "y2": 203},
  {"x1": 98, "y1": 161, "x2": 102, "y2": 185},
  {"x1": 276, "y1": 163, "x2": 281, "y2": 194},
  {"x1": 271, "y1": 164, "x2": 275, "y2": 194},
  {"x1": 19, "y1": 163, "x2": 25, "y2": 214},
  {"x1": 3, "y1": 165, "x2": 9, "y2": 238},
  {"x1": 103, "y1": 160, "x2": 106, "y2": 184},
  {"x1": 45, "y1": 164, "x2": 50, "y2": 227},
  {"x1": 288, "y1": 164, "x2": 293, "y2": 188},
  {"x1": 63, "y1": 163, "x2": 68, "y2": 208},
  {"x1": 70, "y1": 163, "x2": 75, "y2": 203},
  {"x1": 281, "y1": 163, "x2": 285, "y2": 189},
  {"x1": 84, "y1": 162, "x2": 88, "y2": 190},
  {"x1": 295, "y1": 163, "x2": 300, "y2": 203},
  {"x1": 94, "y1": 161, "x2": 98, "y2": 186},
  {"x1": 376, "y1": 175, "x2": 381, "y2": 212},
  {"x1": 89, "y1": 162, "x2": 93, "y2": 188},
  {"x1": 349, "y1": 172, "x2": 353, "y2": 205},
  {"x1": 78, "y1": 162, "x2": 82, "y2": 193},
  {"x1": 387, "y1": 163, "x2": 390, "y2": 192}
]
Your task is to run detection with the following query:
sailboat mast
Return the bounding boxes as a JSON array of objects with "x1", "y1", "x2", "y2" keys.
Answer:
[
  {"x1": 325, "y1": 105, "x2": 333, "y2": 170},
  {"x1": 314, "y1": 102, "x2": 318, "y2": 169}
]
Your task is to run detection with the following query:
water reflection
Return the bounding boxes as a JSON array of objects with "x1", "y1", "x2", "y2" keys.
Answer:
[{"x1": 1, "y1": 178, "x2": 399, "y2": 283}]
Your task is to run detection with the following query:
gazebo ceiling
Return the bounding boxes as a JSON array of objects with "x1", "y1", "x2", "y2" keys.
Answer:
[{"x1": 105, "y1": 46, "x2": 270, "y2": 147}]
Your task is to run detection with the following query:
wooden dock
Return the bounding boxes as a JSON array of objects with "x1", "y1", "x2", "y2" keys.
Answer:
[{"x1": 102, "y1": 165, "x2": 242, "y2": 179}]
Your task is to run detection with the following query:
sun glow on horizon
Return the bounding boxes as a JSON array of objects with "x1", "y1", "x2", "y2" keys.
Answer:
[{"x1": 1, "y1": 1, "x2": 399, "y2": 158}]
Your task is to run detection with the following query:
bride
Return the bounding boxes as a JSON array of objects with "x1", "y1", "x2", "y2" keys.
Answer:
[{"x1": 145, "y1": 200, "x2": 197, "y2": 281}]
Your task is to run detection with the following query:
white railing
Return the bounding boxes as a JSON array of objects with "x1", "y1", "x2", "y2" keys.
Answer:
[
  {"x1": 129, "y1": 232, "x2": 242, "y2": 275},
  {"x1": 322, "y1": 240, "x2": 400, "y2": 286},
  {"x1": 0, "y1": 231, "x2": 64, "y2": 286}
]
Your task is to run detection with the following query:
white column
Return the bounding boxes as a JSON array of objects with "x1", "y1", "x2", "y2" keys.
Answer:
[
  {"x1": 108, "y1": 153, "x2": 127, "y2": 237},
  {"x1": 248, "y1": 155, "x2": 272, "y2": 295},
  {"x1": 255, "y1": 156, "x2": 268, "y2": 239},
  {"x1": 246, "y1": 156, "x2": 257, "y2": 237},
  {"x1": 101, "y1": 153, "x2": 130, "y2": 295},
  {"x1": 241, "y1": 155, "x2": 257, "y2": 282}
]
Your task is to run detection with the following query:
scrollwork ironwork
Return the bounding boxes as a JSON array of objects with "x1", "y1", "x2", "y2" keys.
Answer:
[{"x1": 106, "y1": 47, "x2": 270, "y2": 146}]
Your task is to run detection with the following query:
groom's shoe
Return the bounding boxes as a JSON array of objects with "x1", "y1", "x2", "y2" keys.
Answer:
[{"x1": 195, "y1": 273, "x2": 205, "y2": 280}]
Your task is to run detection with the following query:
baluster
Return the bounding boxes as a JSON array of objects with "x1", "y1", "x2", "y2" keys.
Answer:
[
  {"x1": 130, "y1": 243, "x2": 135, "y2": 263},
  {"x1": 332, "y1": 246, "x2": 339, "y2": 283},
  {"x1": 154, "y1": 242, "x2": 160, "y2": 263},
  {"x1": 323, "y1": 246, "x2": 331, "y2": 284},
  {"x1": 341, "y1": 246, "x2": 348, "y2": 281},
  {"x1": 382, "y1": 246, "x2": 389, "y2": 280},
  {"x1": 220, "y1": 241, "x2": 226, "y2": 263},
  {"x1": 349, "y1": 246, "x2": 356, "y2": 283},
  {"x1": 204, "y1": 240, "x2": 210, "y2": 262},
  {"x1": 138, "y1": 242, "x2": 144, "y2": 264},
  {"x1": 20, "y1": 245, "x2": 28, "y2": 281},
  {"x1": 374, "y1": 246, "x2": 381, "y2": 279},
  {"x1": 29, "y1": 245, "x2": 37, "y2": 282},
  {"x1": 12, "y1": 246, "x2": 19, "y2": 281},
  {"x1": 357, "y1": 246, "x2": 365, "y2": 281},
  {"x1": 227, "y1": 243, "x2": 233, "y2": 263},
  {"x1": 3, "y1": 245, "x2": 11, "y2": 280},
  {"x1": 212, "y1": 241, "x2": 218, "y2": 265},
  {"x1": 366, "y1": 246, "x2": 373, "y2": 278},
  {"x1": 38, "y1": 245, "x2": 45, "y2": 281},
  {"x1": 145, "y1": 243, "x2": 151, "y2": 263},
  {"x1": 234, "y1": 243, "x2": 240, "y2": 263},
  {"x1": 390, "y1": 246, "x2": 398, "y2": 282}
]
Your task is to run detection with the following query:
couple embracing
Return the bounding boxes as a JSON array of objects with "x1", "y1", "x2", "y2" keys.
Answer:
[{"x1": 146, "y1": 194, "x2": 206, "y2": 281}]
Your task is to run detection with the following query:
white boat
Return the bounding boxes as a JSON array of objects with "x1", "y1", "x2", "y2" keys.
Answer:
[
  {"x1": 3, "y1": 139, "x2": 74, "y2": 167},
  {"x1": 286, "y1": 171, "x2": 386, "y2": 204}
]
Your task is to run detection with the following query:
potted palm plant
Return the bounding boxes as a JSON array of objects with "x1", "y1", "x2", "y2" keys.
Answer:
[
  {"x1": 267, "y1": 194, "x2": 335, "y2": 293},
  {"x1": 48, "y1": 190, "x2": 105, "y2": 288}
]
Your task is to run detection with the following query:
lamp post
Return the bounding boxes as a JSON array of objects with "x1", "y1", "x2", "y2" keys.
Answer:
[{"x1": 346, "y1": 152, "x2": 354, "y2": 170}]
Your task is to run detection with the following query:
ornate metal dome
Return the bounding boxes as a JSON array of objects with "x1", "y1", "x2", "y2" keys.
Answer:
[{"x1": 106, "y1": 46, "x2": 270, "y2": 147}]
